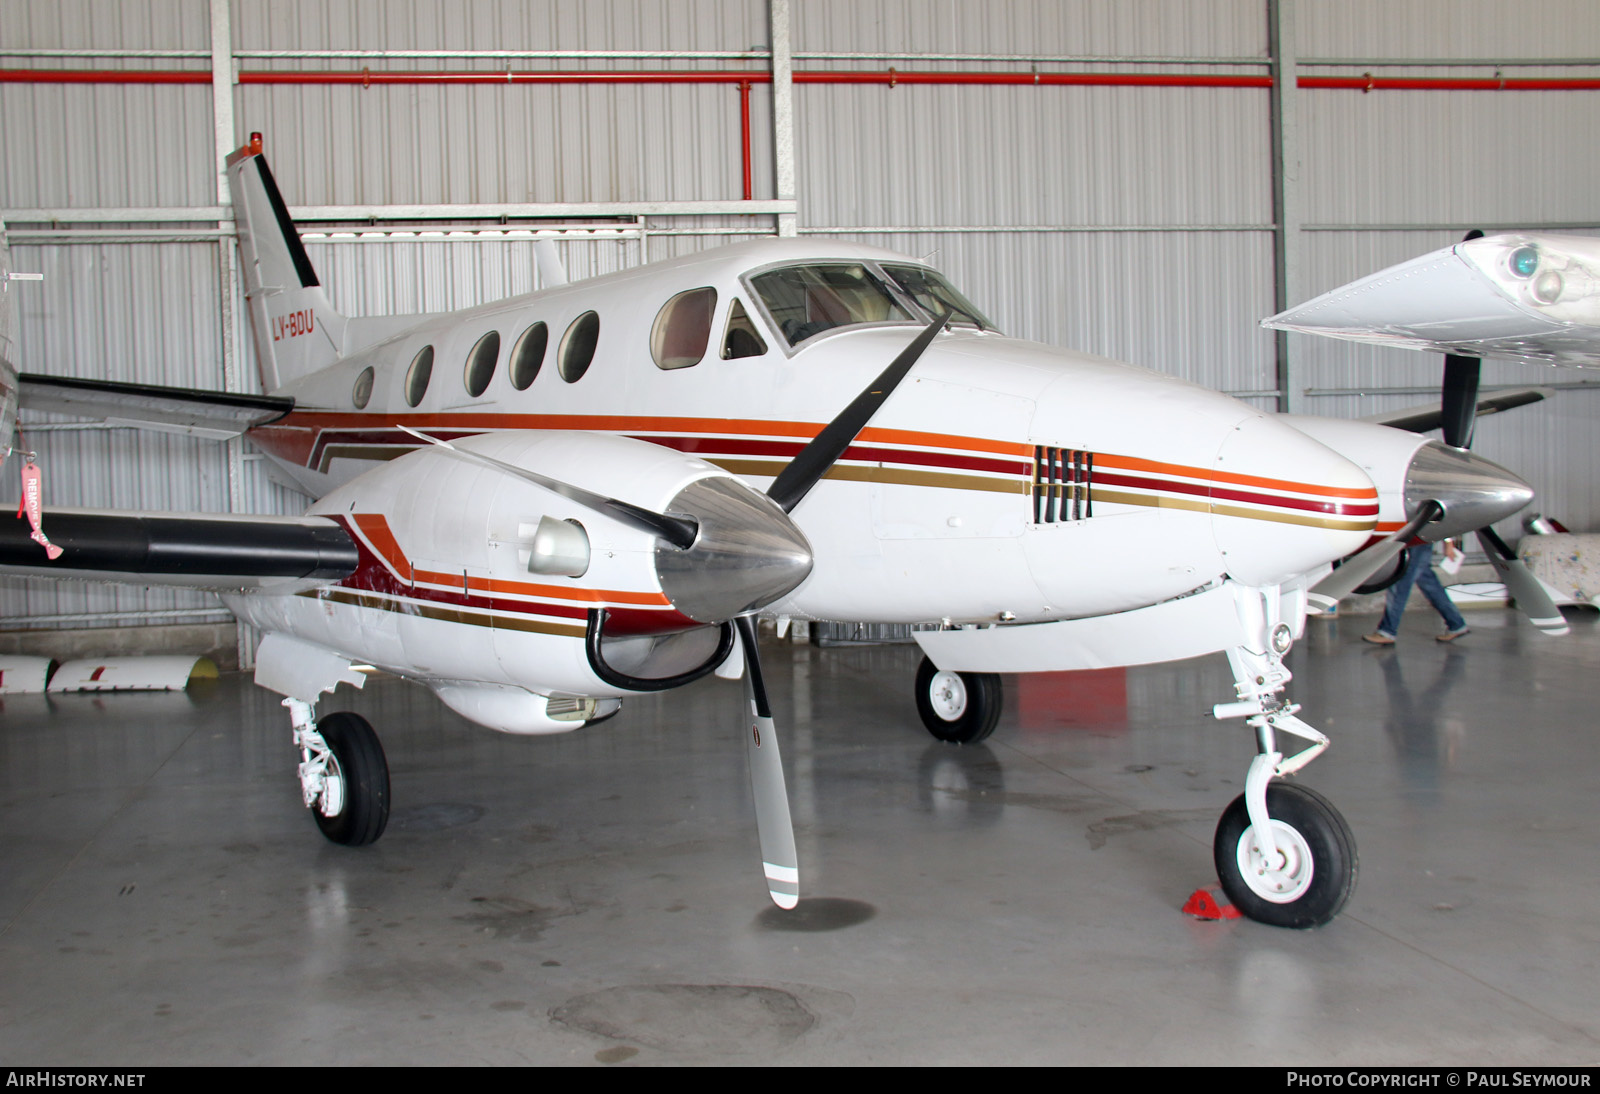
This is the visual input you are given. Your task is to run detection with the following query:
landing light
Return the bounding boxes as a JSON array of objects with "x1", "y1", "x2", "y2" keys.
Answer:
[
  {"x1": 529, "y1": 516, "x2": 590, "y2": 577},
  {"x1": 1270, "y1": 623, "x2": 1293, "y2": 656},
  {"x1": 1532, "y1": 270, "x2": 1565, "y2": 304},
  {"x1": 1509, "y1": 245, "x2": 1540, "y2": 279}
]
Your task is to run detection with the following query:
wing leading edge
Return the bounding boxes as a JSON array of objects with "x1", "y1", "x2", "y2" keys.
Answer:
[{"x1": 1265, "y1": 233, "x2": 1600, "y2": 367}]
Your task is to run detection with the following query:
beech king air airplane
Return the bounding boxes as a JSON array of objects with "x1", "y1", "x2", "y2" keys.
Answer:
[{"x1": 0, "y1": 136, "x2": 1581, "y2": 929}]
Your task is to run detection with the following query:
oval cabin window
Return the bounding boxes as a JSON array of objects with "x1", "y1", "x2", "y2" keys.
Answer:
[
  {"x1": 559, "y1": 311, "x2": 600, "y2": 383},
  {"x1": 509, "y1": 322, "x2": 548, "y2": 390},
  {"x1": 352, "y1": 365, "x2": 375, "y2": 409},
  {"x1": 405, "y1": 345, "x2": 434, "y2": 407},
  {"x1": 464, "y1": 331, "x2": 500, "y2": 397}
]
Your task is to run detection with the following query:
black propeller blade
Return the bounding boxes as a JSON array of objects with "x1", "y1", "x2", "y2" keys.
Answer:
[
  {"x1": 1309, "y1": 501, "x2": 1442, "y2": 611},
  {"x1": 1440, "y1": 354, "x2": 1481, "y2": 450},
  {"x1": 1477, "y1": 526, "x2": 1570, "y2": 636},
  {"x1": 733, "y1": 613, "x2": 799, "y2": 908},
  {"x1": 767, "y1": 312, "x2": 951, "y2": 514},
  {"x1": 733, "y1": 311, "x2": 953, "y2": 907}
]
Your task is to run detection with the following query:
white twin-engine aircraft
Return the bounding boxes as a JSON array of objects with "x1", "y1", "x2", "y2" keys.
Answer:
[{"x1": 0, "y1": 136, "x2": 1571, "y2": 929}]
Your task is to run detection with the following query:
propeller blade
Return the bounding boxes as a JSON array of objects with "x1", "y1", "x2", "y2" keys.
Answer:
[
  {"x1": 766, "y1": 312, "x2": 951, "y2": 514},
  {"x1": 734, "y1": 613, "x2": 799, "y2": 909},
  {"x1": 1476, "y1": 527, "x2": 1570, "y2": 636},
  {"x1": 1308, "y1": 501, "x2": 1441, "y2": 611},
  {"x1": 1440, "y1": 354, "x2": 1481, "y2": 449},
  {"x1": 1439, "y1": 233, "x2": 1487, "y2": 450},
  {"x1": 397, "y1": 426, "x2": 698, "y2": 549}
]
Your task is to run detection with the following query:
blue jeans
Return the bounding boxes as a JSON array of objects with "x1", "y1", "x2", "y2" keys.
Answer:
[{"x1": 1378, "y1": 543, "x2": 1467, "y2": 636}]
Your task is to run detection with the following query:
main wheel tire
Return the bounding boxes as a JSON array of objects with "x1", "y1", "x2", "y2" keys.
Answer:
[
  {"x1": 1214, "y1": 782, "x2": 1357, "y2": 929},
  {"x1": 312, "y1": 712, "x2": 391, "y2": 847},
  {"x1": 915, "y1": 657, "x2": 1002, "y2": 744}
]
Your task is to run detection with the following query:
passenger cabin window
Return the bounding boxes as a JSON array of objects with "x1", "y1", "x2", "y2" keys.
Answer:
[
  {"x1": 881, "y1": 264, "x2": 994, "y2": 330},
  {"x1": 352, "y1": 365, "x2": 374, "y2": 408},
  {"x1": 405, "y1": 345, "x2": 434, "y2": 407},
  {"x1": 721, "y1": 299, "x2": 767, "y2": 359},
  {"x1": 751, "y1": 264, "x2": 913, "y2": 347},
  {"x1": 509, "y1": 322, "x2": 547, "y2": 390},
  {"x1": 464, "y1": 331, "x2": 500, "y2": 397},
  {"x1": 651, "y1": 287, "x2": 717, "y2": 370},
  {"x1": 559, "y1": 311, "x2": 600, "y2": 383}
]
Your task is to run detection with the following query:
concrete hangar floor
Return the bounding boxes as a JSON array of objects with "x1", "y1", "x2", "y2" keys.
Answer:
[{"x1": 1, "y1": 608, "x2": 1596, "y2": 1066}]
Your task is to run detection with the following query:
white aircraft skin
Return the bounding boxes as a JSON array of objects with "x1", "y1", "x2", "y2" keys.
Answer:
[{"x1": 0, "y1": 136, "x2": 1550, "y2": 927}]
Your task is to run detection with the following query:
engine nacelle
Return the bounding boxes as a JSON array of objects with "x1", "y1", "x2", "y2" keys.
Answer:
[{"x1": 230, "y1": 431, "x2": 811, "y2": 728}]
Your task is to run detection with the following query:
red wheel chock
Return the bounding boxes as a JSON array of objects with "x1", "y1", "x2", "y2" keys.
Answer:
[{"x1": 1183, "y1": 885, "x2": 1241, "y2": 920}]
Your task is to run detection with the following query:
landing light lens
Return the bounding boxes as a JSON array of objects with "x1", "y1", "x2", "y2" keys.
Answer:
[
  {"x1": 1532, "y1": 270, "x2": 1565, "y2": 304},
  {"x1": 1509, "y1": 246, "x2": 1539, "y2": 279},
  {"x1": 529, "y1": 516, "x2": 590, "y2": 577},
  {"x1": 1270, "y1": 623, "x2": 1293, "y2": 656}
]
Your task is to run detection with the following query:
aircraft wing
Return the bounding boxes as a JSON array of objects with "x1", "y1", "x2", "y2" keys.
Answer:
[
  {"x1": 1264, "y1": 233, "x2": 1600, "y2": 367},
  {"x1": 18, "y1": 374, "x2": 293, "y2": 440},
  {"x1": 0, "y1": 507, "x2": 355, "y2": 589}
]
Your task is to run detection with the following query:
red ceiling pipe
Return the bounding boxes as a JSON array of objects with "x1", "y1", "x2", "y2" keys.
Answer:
[
  {"x1": 0, "y1": 68, "x2": 211, "y2": 84},
  {"x1": 1300, "y1": 75, "x2": 1600, "y2": 91},
  {"x1": 4, "y1": 68, "x2": 1598, "y2": 91},
  {"x1": 738, "y1": 80, "x2": 753, "y2": 202},
  {"x1": 800, "y1": 70, "x2": 1271, "y2": 87}
]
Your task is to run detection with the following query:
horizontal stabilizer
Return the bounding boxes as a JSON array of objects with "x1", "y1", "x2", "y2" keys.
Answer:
[
  {"x1": 1265, "y1": 233, "x2": 1600, "y2": 367},
  {"x1": 0, "y1": 507, "x2": 354, "y2": 588},
  {"x1": 1364, "y1": 387, "x2": 1549, "y2": 434},
  {"x1": 20, "y1": 374, "x2": 292, "y2": 439}
]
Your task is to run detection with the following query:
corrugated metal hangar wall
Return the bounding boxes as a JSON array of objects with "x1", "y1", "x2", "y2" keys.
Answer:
[{"x1": 2, "y1": 0, "x2": 1598, "y2": 642}]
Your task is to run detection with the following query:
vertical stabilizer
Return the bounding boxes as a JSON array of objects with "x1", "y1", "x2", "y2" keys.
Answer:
[
  {"x1": 227, "y1": 134, "x2": 348, "y2": 392},
  {"x1": 0, "y1": 221, "x2": 21, "y2": 469}
]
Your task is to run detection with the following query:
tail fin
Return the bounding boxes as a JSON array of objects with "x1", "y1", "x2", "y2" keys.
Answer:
[
  {"x1": 227, "y1": 134, "x2": 348, "y2": 392},
  {"x1": 0, "y1": 221, "x2": 22, "y2": 469}
]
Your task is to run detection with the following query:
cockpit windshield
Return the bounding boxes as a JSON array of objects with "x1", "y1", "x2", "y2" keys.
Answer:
[
  {"x1": 881, "y1": 264, "x2": 992, "y2": 330},
  {"x1": 750, "y1": 264, "x2": 914, "y2": 346}
]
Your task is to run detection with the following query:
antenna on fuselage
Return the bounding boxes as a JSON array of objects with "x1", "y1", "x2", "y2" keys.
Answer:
[{"x1": 534, "y1": 238, "x2": 569, "y2": 288}]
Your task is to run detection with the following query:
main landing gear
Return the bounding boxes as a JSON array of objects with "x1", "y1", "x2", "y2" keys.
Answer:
[
  {"x1": 285, "y1": 698, "x2": 391, "y2": 846},
  {"x1": 914, "y1": 656, "x2": 1002, "y2": 744}
]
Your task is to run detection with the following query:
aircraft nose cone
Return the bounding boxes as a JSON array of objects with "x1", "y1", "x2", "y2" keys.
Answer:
[
  {"x1": 654, "y1": 476, "x2": 814, "y2": 622},
  {"x1": 1406, "y1": 441, "x2": 1535, "y2": 541}
]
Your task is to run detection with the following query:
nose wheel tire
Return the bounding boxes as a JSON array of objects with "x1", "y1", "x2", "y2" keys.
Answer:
[
  {"x1": 311, "y1": 712, "x2": 391, "y2": 847},
  {"x1": 1214, "y1": 782, "x2": 1356, "y2": 929},
  {"x1": 915, "y1": 656, "x2": 1002, "y2": 744}
]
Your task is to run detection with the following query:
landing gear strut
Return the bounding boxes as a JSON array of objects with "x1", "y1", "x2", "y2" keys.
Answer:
[
  {"x1": 1210, "y1": 592, "x2": 1357, "y2": 928},
  {"x1": 285, "y1": 698, "x2": 390, "y2": 846},
  {"x1": 914, "y1": 656, "x2": 1001, "y2": 744}
]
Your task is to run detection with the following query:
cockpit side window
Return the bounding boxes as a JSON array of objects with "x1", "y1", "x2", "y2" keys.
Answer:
[
  {"x1": 881, "y1": 264, "x2": 994, "y2": 331},
  {"x1": 750, "y1": 264, "x2": 914, "y2": 347},
  {"x1": 650, "y1": 287, "x2": 717, "y2": 370},
  {"x1": 721, "y1": 298, "x2": 767, "y2": 360}
]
